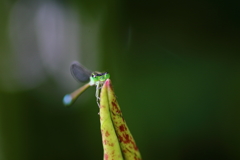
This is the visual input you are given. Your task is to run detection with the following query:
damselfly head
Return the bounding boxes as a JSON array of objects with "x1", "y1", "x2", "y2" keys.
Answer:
[{"x1": 90, "y1": 72, "x2": 110, "y2": 84}]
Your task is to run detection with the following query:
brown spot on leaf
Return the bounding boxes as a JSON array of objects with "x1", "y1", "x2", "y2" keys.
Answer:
[
  {"x1": 111, "y1": 100, "x2": 121, "y2": 114},
  {"x1": 103, "y1": 139, "x2": 108, "y2": 145},
  {"x1": 122, "y1": 133, "x2": 131, "y2": 144},
  {"x1": 105, "y1": 131, "x2": 110, "y2": 137},
  {"x1": 119, "y1": 124, "x2": 127, "y2": 132},
  {"x1": 118, "y1": 135, "x2": 123, "y2": 142}
]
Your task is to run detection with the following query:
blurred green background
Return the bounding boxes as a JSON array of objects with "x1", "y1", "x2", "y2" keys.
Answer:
[{"x1": 0, "y1": 0, "x2": 240, "y2": 159}]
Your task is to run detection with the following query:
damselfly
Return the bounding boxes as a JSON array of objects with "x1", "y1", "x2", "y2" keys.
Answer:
[{"x1": 63, "y1": 61, "x2": 110, "y2": 107}]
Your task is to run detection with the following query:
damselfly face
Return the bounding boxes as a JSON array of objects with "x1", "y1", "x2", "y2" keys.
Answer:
[{"x1": 90, "y1": 72, "x2": 110, "y2": 83}]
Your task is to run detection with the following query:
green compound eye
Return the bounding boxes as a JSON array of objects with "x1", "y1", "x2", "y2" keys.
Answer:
[
  {"x1": 88, "y1": 73, "x2": 98, "y2": 86},
  {"x1": 98, "y1": 72, "x2": 110, "y2": 82},
  {"x1": 104, "y1": 72, "x2": 110, "y2": 79},
  {"x1": 91, "y1": 73, "x2": 99, "y2": 81}
]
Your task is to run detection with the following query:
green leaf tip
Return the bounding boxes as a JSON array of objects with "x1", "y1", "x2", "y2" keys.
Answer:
[{"x1": 99, "y1": 79, "x2": 142, "y2": 160}]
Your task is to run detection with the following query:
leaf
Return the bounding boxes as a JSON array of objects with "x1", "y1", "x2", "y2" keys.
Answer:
[{"x1": 100, "y1": 79, "x2": 142, "y2": 160}]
